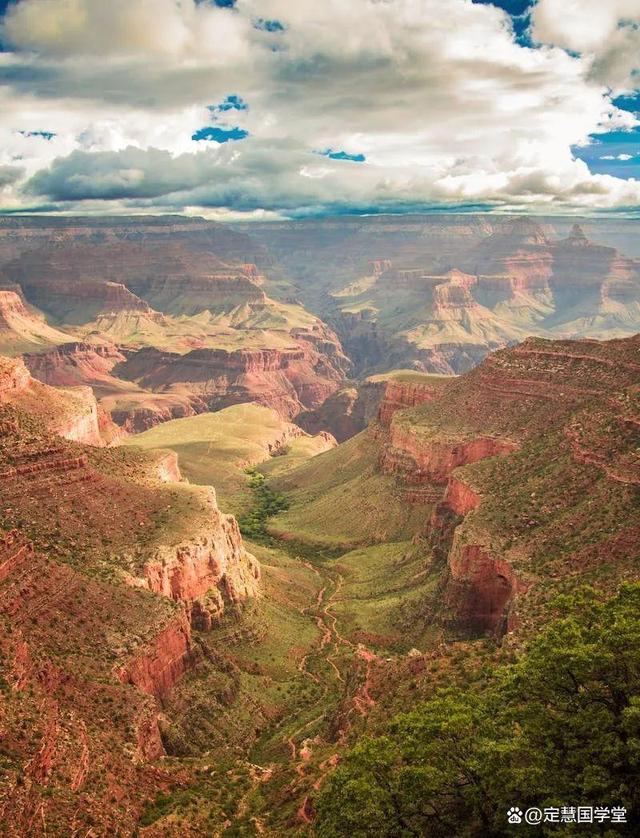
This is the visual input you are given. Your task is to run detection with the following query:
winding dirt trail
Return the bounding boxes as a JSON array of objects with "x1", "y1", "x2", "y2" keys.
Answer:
[
  {"x1": 232, "y1": 550, "x2": 384, "y2": 831},
  {"x1": 284, "y1": 556, "x2": 384, "y2": 822}
]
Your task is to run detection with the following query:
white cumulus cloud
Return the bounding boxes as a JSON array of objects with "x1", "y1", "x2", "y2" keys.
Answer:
[{"x1": 0, "y1": 0, "x2": 637, "y2": 216}]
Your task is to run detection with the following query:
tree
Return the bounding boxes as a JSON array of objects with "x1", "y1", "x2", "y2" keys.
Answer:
[{"x1": 316, "y1": 585, "x2": 640, "y2": 836}]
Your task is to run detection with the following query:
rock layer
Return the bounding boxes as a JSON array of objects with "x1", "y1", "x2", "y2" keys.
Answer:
[{"x1": 0, "y1": 355, "x2": 109, "y2": 446}]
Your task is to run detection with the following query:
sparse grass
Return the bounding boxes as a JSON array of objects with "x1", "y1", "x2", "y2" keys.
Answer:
[
  {"x1": 121, "y1": 403, "x2": 303, "y2": 516},
  {"x1": 366, "y1": 369, "x2": 454, "y2": 385},
  {"x1": 268, "y1": 431, "x2": 428, "y2": 546},
  {"x1": 331, "y1": 541, "x2": 438, "y2": 651}
]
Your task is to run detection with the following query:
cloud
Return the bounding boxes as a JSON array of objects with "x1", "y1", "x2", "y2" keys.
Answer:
[
  {"x1": 2, "y1": 0, "x2": 252, "y2": 61},
  {"x1": 25, "y1": 146, "x2": 221, "y2": 200},
  {"x1": 531, "y1": 0, "x2": 640, "y2": 93},
  {"x1": 601, "y1": 153, "x2": 635, "y2": 161},
  {"x1": 0, "y1": 0, "x2": 639, "y2": 216},
  {"x1": 24, "y1": 137, "x2": 640, "y2": 215},
  {"x1": 0, "y1": 165, "x2": 25, "y2": 188}
]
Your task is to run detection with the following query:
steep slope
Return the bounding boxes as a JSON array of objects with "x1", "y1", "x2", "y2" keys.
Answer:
[
  {"x1": 0, "y1": 288, "x2": 72, "y2": 355},
  {"x1": 330, "y1": 223, "x2": 640, "y2": 373},
  {"x1": 239, "y1": 215, "x2": 640, "y2": 376},
  {"x1": 0, "y1": 354, "x2": 116, "y2": 446},
  {"x1": 272, "y1": 334, "x2": 640, "y2": 636},
  {"x1": 114, "y1": 327, "x2": 348, "y2": 421},
  {"x1": 3, "y1": 217, "x2": 349, "y2": 425},
  {"x1": 0, "y1": 399, "x2": 259, "y2": 835},
  {"x1": 297, "y1": 369, "x2": 451, "y2": 441},
  {"x1": 23, "y1": 341, "x2": 208, "y2": 434}
]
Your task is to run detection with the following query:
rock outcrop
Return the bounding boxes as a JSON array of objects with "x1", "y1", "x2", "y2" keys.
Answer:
[
  {"x1": 444, "y1": 536, "x2": 520, "y2": 637},
  {"x1": 0, "y1": 288, "x2": 71, "y2": 355},
  {"x1": 0, "y1": 405, "x2": 262, "y2": 834},
  {"x1": 245, "y1": 214, "x2": 640, "y2": 375},
  {"x1": 117, "y1": 609, "x2": 194, "y2": 700},
  {"x1": 130, "y1": 487, "x2": 261, "y2": 629},
  {"x1": 379, "y1": 421, "x2": 517, "y2": 487},
  {"x1": 24, "y1": 341, "x2": 126, "y2": 390},
  {"x1": 442, "y1": 474, "x2": 481, "y2": 516},
  {"x1": 115, "y1": 337, "x2": 348, "y2": 421},
  {"x1": 0, "y1": 355, "x2": 110, "y2": 446},
  {"x1": 377, "y1": 378, "x2": 446, "y2": 427}
]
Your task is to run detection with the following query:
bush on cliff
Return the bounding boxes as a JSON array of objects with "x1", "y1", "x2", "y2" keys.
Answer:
[{"x1": 316, "y1": 585, "x2": 640, "y2": 837}]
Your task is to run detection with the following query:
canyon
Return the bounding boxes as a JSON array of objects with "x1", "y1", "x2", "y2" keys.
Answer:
[
  {"x1": 272, "y1": 333, "x2": 640, "y2": 641},
  {"x1": 1, "y1": 214, "x2": 639, "y2": 440},
  {"x1": 0, "y1": 216, "x2": 350, "y2": 432},
  {"x1": 240, "y1": 214, "x2": 640, "y2": 375},
  {"x1": 0, "y1": 213, "x2": 638, "y2": 835}
]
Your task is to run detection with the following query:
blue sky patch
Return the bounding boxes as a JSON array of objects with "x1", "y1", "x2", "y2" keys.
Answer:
[
  {"x1": 19, "y1": 130, "x2": 56, "y2": 141},
  {"x1": 472, "y1": 0, "x2": 534, "y2": 46},
  {"x1": 209, "y1": 95, "x2": 248, "y2": 114},
  {"x1": 318, "y1": 149, "x2": 366, "y2": 163},
  {"x1": 192, "y1": 126, "x2": 248, "y2": 143},
  {"x1": 613, "y1": 92, "x2": 640, "y2": 116},
  {"x1": 254, "y1": 18, "x2": 286, "y2": 33},
  {"x1": 572, "y1": 127, "x2": 640, "y2": 180},
  {"x1": 471, "y1": 0, "x2": 532, "y2": 14}
]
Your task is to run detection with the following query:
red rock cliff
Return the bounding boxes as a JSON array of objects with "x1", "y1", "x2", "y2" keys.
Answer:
[
  {"x1": 0, "y1": 355, "x2": 108, "y2": 446},
  {"x1": 444, "y1": 534, "x2": 520, "y2": 637},
  {"x1": 377, "y1": 379, "x2": 443, "y2": 427},
  {"x1": 117, "y1": 609, "x2": 194, "y2": 701},
  {"x1": 379, "y1": 420, "x2": 517, "y2": 487},
  {"x1": 125, "y1": 487, "x2": 260, "y2": 630},
  {"x1": 116, "y1": 336, "x2": 348, "y2": 421}
]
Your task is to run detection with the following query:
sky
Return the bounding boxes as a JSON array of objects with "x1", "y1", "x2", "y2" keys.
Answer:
[{"x1": 0, "y1": 0, "x2": 638, "y2": 219}]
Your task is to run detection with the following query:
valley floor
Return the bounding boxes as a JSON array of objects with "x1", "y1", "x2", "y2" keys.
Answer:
[{"x1": 137, "y1": 481, "x2": 424, "y2": 836}]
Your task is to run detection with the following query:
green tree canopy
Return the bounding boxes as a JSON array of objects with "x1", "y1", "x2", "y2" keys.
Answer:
[{"x1": 317, "y1": 585, "x2": 640, "y2": 837}]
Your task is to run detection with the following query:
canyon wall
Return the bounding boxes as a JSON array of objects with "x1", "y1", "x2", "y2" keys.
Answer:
[
  {"x1": 0, "y1": 355, "x2": 108, "y2": 446},
  {"x1": 117, "y1": 609, "x2": 194, "y2": 701},
  {"x1": 115, "y1": 338, "x2": 347, "y2": 421},
  {"x1": 132, "y1": 488, "x2": 261, "y2": 630}
]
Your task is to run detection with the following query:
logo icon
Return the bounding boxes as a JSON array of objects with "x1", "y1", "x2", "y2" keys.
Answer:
[{"x1": 507, "y1": 807, "x2": 523, "y2": 824}]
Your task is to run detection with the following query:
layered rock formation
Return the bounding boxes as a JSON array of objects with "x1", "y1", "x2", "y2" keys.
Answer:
[
  {"x1": 376, "y1": 376, "x2": 448, "y2": 426},
  {"x1": 0, "y1": 396, "x2": 261, "y2": 832},
  {"x1": 129, "y1": 488, "x2": 261, "y2": 629},
  {"x1": 0, "y1": 288, "x2": 72, "y2": 355},
  {"x1": 297, "y1": 371, "x2": 447, "y2": 442},
  {"x1": 277, "y1": 333, "x2": 640, "y2": 641},
  {"x1": 0, "y1": 354, "x2": 110, "y2": 446},
  {"x1": 240, "y1": 214, "x2": 640, "y2": 375},
  {"x1": 24, "y1": 340, "x2": 127, "y2": 390},
  {"x1": 115, "y1": 334, "x2": 348, "y2": 421},
  {"x1": 398, "y1": 334, "x2": 640, "y2": 637},
  {"x1": 3, "y1": 216, "x2": 350, "y2": 429},
  {"x1": 117, "y1": 609, "x2": 194, "y2": 700}
]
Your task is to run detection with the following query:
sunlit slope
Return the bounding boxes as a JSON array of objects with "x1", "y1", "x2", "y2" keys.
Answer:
[
  {"x1": 122, "y1": 403, "x2": 332, "y2": 515},
  {"x1": 268, "y1": 431, "x2": 427, "y2": 547}
]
